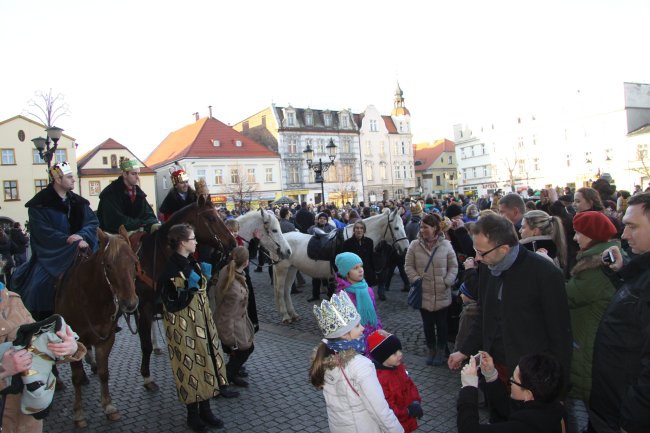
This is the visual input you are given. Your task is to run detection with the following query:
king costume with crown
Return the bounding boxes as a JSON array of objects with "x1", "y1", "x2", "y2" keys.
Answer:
[{"x1": 11, "y1": 162, "x2": 98, "y2": 316}]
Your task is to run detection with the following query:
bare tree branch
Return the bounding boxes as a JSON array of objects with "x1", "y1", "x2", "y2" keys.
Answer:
[
  {"x1": 630, "y1": 147, "x2": 650, "y2": 180},
  {"x1": 25, "y1": 88, "x2": 70, "y2": 127}
]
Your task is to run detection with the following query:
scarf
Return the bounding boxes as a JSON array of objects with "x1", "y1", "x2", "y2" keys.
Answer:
[
  {"x1": 345, "y1": 280, "x2": 378, "y2": 327},
  {"x1": 488, "y1": 244, "x2": 520, "y2": 277},
  {"x1": 324, "y1": 336, "x2": 366, "y2": 354}
]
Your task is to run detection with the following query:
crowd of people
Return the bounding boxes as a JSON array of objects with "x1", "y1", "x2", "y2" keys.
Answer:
[{"x1": 1, "y1": 156, "x2": 648, "y2": 433}]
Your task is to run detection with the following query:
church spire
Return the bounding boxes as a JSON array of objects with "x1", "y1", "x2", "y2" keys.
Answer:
[{"x1": 391, "y1": 82, "x2": 410, "y2": 116}]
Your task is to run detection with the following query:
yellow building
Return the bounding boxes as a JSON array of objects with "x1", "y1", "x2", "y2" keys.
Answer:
[
  {"x1": 0, "y1": 115, "x2": 77, "y2": 226},
  {"x1": 76, "y1": 138, "x2": 157, "y2": 212}
]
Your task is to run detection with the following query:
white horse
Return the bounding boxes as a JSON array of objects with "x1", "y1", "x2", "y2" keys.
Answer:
[
  {"x1": 237, "y1": 209, "x2": 292, "y2": 261},
  {"x1": 273, "y1": 208, "x2": 409, "y2": 323}
]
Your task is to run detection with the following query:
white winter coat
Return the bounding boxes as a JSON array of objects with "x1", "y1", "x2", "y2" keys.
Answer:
[{"x1": 322, "y1": 352, "x2": 404, "y2": 433}]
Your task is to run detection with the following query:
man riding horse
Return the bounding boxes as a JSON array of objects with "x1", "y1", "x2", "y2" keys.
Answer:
[
  {"x1": 158, "y1": 168, "x2": 197, "y2": 222},
  {"x1": 97, "y1": 158, "x2": 160, "y2": 234},
  {"x1": 11, "y1": 161, "x2": 99, "y2": 320}
]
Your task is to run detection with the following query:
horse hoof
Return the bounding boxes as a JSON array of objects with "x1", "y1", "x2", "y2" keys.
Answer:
[
  {"x1": 153, "y1": 348, "x2": 163, "y2": 355},
  {"x1": 282, "y1": 319, "x2": 291, "y2": 325},
  {"x1": 143, "y1": 381, "x2": 160, "y2": 392},
  {"x1": 291, "y1": 316, "x2": 300, "y2": 322},
  {"x1": 75, "y1": 419, "x2": 88, "y2": 429},
  {"x1": 106, "y1": 412, "x2": 121, "y2": 421}
]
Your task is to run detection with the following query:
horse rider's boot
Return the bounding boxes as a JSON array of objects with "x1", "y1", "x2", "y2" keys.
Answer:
[
  {"x1": 186, "y1": 402, "x2": 208, "y2": 432},
  {"x1": 425, "y1": 348, "x2": 436, "y2": 366},
  {"x1": 378, "y1": 286, "x2": 387, "y2": 301},
  {"x1": 199, "y1": 399, "x2": 224, "y2": 429}
]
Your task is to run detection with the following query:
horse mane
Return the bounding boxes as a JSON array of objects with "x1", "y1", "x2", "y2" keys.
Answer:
[{"x1": 104, "y1": 233, "x2": 138, "y2": 263}]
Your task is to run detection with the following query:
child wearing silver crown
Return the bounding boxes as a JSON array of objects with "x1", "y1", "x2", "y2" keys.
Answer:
[{"x1": 309, "y1": 292, "x2": 403, "y2": 433}]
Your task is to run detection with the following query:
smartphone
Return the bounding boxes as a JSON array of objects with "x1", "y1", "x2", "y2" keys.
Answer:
[
  {"x1": 603, "y1": 250, "x2": 615, "y2": 264},
  {"x1": 473, "y1": 354, "x2": 481, "y2": 365}
]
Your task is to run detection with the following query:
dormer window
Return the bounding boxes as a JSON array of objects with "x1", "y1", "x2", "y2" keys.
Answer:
[
  {"x1": 235, "y1": 140, "x2": 242, "y2": 147},
  {"x1": 305, "y1": 111, "x2": 313, "y2": 126},
  {"x1": 287, "y1": 112, "x2": 295, "y2": 127},
  {"x1": 212, "y1": 139, "x2": 220, "y2": 147},
  {"x1": 370, "y1": 119, "x2": 377, "y2": 132},
  {"x1": 324, "y1": 112, "x2": 332, "y2": 127},
  {"x1": 341, "y1": 115, "x2": 349, "y2": 128}
]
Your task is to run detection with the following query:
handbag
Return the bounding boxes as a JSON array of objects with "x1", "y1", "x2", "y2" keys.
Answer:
[{"x1": 407, "y1": 246, "x2": 438, "y2": 309}]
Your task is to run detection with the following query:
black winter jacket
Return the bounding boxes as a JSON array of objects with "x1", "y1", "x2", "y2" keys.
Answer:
[{"x1": 589, "y1": 252, "x2": 650, "y2": 433}]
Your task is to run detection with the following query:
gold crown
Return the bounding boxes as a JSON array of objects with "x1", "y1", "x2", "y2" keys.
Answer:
[
  {"x1": 120, "y1": 158, "x2": 141, "y2": 172},
  {"x1": 313, "y1": 291, "x2": 360, "y2": 339},
  {"x1": 50, "y1": 161, "x2": 72, "y2": 178},
  {"x1": 171, "y1": 169, "x2": 189, "y2": 185}
]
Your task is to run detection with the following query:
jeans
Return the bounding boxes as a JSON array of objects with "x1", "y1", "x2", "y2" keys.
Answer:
[{"x1": 419, "y1": 307, "x2": 449, "y2": 350}]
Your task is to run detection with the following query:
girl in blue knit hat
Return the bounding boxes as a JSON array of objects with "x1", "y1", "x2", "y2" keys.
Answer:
[{"x1": 334, "y1": 252, "x2": 383, "y2": 345}]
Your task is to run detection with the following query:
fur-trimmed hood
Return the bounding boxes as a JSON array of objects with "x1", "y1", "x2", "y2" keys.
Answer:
[
  {"x1": 571, "y1": 240, "x2": 620, "y2": 276},
  {"x1": 312, "y1": 346, "x2": 358, "y2": 370}
]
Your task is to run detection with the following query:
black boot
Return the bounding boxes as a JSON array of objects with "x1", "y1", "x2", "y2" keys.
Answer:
[
  {"x1": 199, "y1": 400, "x2": 224, "y2": 429},
  {"x1": 186, "y1": 403, "x2": 207, "y2": 432}
]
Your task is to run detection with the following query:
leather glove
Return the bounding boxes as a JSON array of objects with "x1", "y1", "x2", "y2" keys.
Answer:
[
  {"x1": 188, "y1": 270, "x2": 201, "y2": 291},
  {"x1": 407, "y1": 401, "x2": 423, "y2": 419}
]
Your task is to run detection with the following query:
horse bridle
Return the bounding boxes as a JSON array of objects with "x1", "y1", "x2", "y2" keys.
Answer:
[
  {"x1": 384, "y1": 212, "x2": 408, "y2": 248},
  {"x1": 196, "y1": 208, "x2": 227, "y2": 253}
]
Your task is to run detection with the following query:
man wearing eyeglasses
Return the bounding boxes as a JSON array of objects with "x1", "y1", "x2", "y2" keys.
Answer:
[{"x1": 447, "y1": 214, "x2": 571, "y2": 416}]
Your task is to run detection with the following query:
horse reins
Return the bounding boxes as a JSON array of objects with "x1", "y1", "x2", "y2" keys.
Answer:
[{"x1": 81, "y1": 240, "x2": 121, "y2": 342}]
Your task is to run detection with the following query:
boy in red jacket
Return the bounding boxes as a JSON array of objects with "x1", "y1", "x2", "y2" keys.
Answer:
[{"x1": 368, "y1": 330, "x2": 423, "y2": 432}]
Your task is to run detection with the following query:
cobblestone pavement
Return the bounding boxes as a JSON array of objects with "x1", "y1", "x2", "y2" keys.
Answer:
[{"x1": 44, "y1": 266, "x2": 586, "y2": 432}]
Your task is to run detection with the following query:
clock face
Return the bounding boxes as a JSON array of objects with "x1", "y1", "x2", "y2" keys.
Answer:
[{"x1": 18, "y1": 130, "x2": 25, "y2": 142}]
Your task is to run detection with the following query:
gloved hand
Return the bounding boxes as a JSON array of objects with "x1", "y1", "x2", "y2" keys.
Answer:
[
  {"x1": 200, "y1": 262, "x2": 212, "y2": 279},
  {"x1": 478, "y1": 351, "x2": 498, "y2": 383},
  {"x1": 461, "y1": 355, "x2": 479, "y2": 388},
  {"x1": 407, "y1": 401, "x2": 423, "y2": 419},
  {"x1": 188, "y1": 270, "x2": 201, "y2": 291},
  {"x1": 149, "y1": 223, "x2": 162, "y2": 233}
]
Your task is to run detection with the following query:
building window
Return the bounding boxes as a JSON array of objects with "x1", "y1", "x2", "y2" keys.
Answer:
[
  {"x1": 480, "y1": 144, "x2": 485, "y2": 155},
  {"x1": 343, "y1": 165, "x2": 352, "y2": 182},
  {"x1": 287, "y1": 139, "x2": 297, "y2": 154},
  {"x1": 196, "y1": 169, "x2": 207, "y2": 182},
  {"x1": 235, "y1": 140, "x2": 242, "y2": 147},
  {"x1": 401, "y1": 142, "x2": 406, "y2": 155},
  {"x1": 448, "y1": 155, "x2": 453, "y2": 164},
  {"x1": 482, "y1": 166, "x2": 488, "y2": 177},
  {"x1": 111, "y1": 154, "x2": 118, "y2": 168},
  {"x1": 566, "y1": 154, "x2": 571, "y2": 167},
  {"x1": 3, "y1": 180, "x2": 19, "y2": 201},
  {"x1": 532, "y1": 135, "x2": 537, "y2": 146},
  {"x1": 324, "y1": 113, "x2": 332, "y2": 127},
  {"x1": 533, "y1": 158, "x2": 540, "y2": 171},
  {"x1": 305, "y1": 112, "x2": 313, "y2": 126},
  {"x1": 247, "y1": 168, "x2": 256, "y2": 183},
  {"x1": 364, "y1": 141, "x2": 372, "y2": 156},
  {"x1": 214, "y1": 169, "x2": 223, "y2": 185},
  {"x1": 370, "y1": 119, "x2": 377, "y2": 132},
  {"x1": 365, "y1": 163, "x2": 373, "y2": 181},
  {"x1": 517, "y1": 137, "x2": 524, "y2": 148},
  {"x1": 288, "y1": 166, "x2": 300, "y2": 184},
  {"x1": 638, "y1": 144, "x2": 648, "y2": 160},
  {"x1": 380, "y1": 163, "x2": 387, "y2": 180},
  {"x1": 287, "y1": 112, "x2": 295, "y2": 127},
  {"x1": 230, "y1": 168, "x2": 239, "y2": 184},
  {"x1": 470, "y1": 167, "x2": 476, "y2": 178},
  {"x1": 399, "y1": 122, "x2": 404, "y2": 132},
  {"x1": 32, "y1": 149, "x2": 45, "y2": 164},
  {"x1": 585, "y1": 151, "x2": 592, "y2": 164},
  {"x1": 518, "y1": 159, "x2": 526, "y2": 174},
  {"x1": 54, "y1": 149, "x2": 67, "y2": 163},
  {"x1": 326, "y1": 165, "x2": 338, "y2": 183},
  {"x1": 102, "y1": 156, "x2": 108, "y2": 165},
  {"x1": 461, "y1": 149, "x2": 466, "y2": 159},
  {"x1": 1, "y1": 149, "x2": 16, "y2": 165},
  {"x1": 34, "y1": 179, "x2": 47, "y2": 193},
  {"x1": 341, "y1": 115, "x2": 349, "y2": 128},
  {"x1": 379, "y1": 141, "x2": 385, "y2": 156},
  {"x1": 341, "y1": 138, "x2": 350, "y2": 154},
  {"x1": 163, "y1": 176, "x2": 169, "y2": 189},
  {"x1": 402, "y1": 165, "x2": 407, "y2": 179},
  {"x1": 394, "y1": 165, "x2": 401, "y2": 180},
  {"x1": 265, "y1": 167, "x2": 273, "y2": 182},
  {"x1": 436, "y1": 176, "x2": 441, "y2": 186},
  {"x1": 212, "y1": 139, "x2": 220, "y2": 147},
  {"x1": 441, "y1": 157, "x2": 444, "y2": 163},
  {"x1": 316, "y1": 139, "x2": 324, "y2": 154},
  {"x1": 89, "y1": 180, "x2": 101, "y2": 195}
]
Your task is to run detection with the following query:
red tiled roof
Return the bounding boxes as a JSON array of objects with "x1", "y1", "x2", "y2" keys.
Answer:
[
  {"x1": 77, "y1": 138, "x2": 128, "y2": 167},
  {"x1": 382, "y1": 116, "x2": 397, "y2": 133},
  {"x1": 413, "y1": 139, "x2": 455, "y2": 171},
  {"x1": 145, "y1": 117, "x2": 278, "y2": 169}
]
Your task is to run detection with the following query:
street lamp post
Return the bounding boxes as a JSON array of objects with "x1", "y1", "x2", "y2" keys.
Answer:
[
  {"x1": 304, "y1": 138, "x2": 337, "y2": 204},
  {"x1": 32, "y1": 126, "x2": 64, "y2": 181}
]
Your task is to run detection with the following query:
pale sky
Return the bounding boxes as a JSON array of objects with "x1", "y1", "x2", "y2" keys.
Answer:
[{"x1": 1, "y1": 0, "x2": 648, "y2": 160}]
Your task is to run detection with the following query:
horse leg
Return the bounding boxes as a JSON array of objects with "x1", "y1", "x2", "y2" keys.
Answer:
[
  {"x1": 70, "y1": 360, "x2": 88, "y2": 428},
  {"x1": 285, "y1": 267, "x2": 300, "y2": 321},
  {"x1": 151, "y1": 320, "x2": 163, "y2": 355},
  {"x1": 95, "y1": 338, "x2": 121, "y2": 421},
  {"x1": 273, "y1": 265, "x2": 292, "y2": 323},
  {"x1": 84, "y1": 345, "x2": 97, "y2": 376},
  {"x1": 138, "y1": 303, "x2": 159, "y2": 391}
]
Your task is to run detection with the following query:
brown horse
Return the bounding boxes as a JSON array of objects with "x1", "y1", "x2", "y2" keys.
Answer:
[
  {"x1": 54, "y1": 227, "x2": 139, "y2": 428},
  {"x1": 134, "y1": 194, "x2": 237, "y2": 391}
]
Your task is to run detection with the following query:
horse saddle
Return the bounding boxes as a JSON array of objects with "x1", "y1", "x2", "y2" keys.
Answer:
[
  {"x1": 307, "y1": 229, "x2": 343, "y2": 262},
  {"x1": 0, "y1": 314, "x2": 76, "y2": 419}
]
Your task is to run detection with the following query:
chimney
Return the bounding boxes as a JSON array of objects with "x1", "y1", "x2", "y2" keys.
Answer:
[
  {"x1": 193, "y1": 112, "x2": 199, "y2": 122},
  {"x1": 208, "y1": 105, "x2": 213, "y2": 118}
]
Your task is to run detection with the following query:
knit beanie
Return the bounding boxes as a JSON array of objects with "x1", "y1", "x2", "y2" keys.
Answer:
[
  {"x1": 445, "y1": 204, "x2": 463, "y2": 219},
  {"x1": 459, "y1": 282, "x2": 477, "y2": 301},
  {"x1": 335, "y1": 252, "x2": 363, "y2": 278},
  {"x1": 573, "y1": 211, "x2": 617, "y2": 242},
  {"x1": 368, "y1": 330, "x2": 402, "y2": 364}
]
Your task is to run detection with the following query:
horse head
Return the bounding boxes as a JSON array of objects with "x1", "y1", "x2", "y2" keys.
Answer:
[
  {"x1": 97, "y1": 227, "x2": 140, "y2": 314},
  {"x1": 386, "y1": 208, "x2": 410, "y2": 255},
  {"x1": 258, "y1": 208, "x2": 292, "y2": 260},
  {"x1": 192, "y1": 195, "x2": 237, "y2": 253}
]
